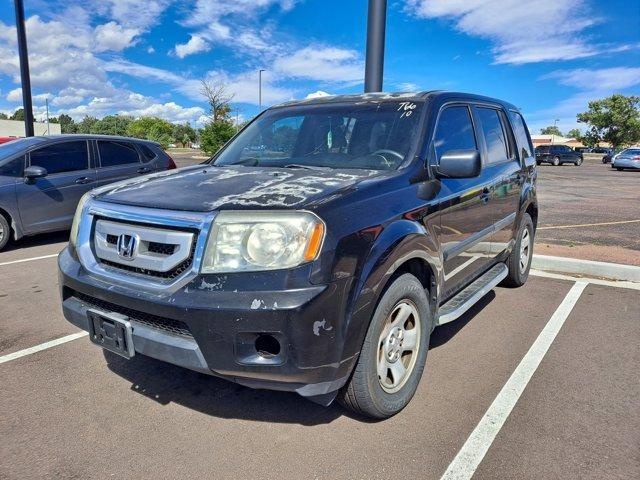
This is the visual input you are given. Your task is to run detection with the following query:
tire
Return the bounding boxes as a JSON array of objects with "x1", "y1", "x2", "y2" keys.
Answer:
[
  {"x1": 575, "y1": 158, "x2": 582, "y2": 166},
  {"x1": 338, "y1": 273, "x2": 431, "y2": 419},
  {"x1": 536, "y1": 160, "x2": 541, "y2": 166},
  {"x1": 502, "y1": 213, "x2": 534, "y2": 288},
  {"x1": 552, "y1": 156, "x2": 560, "y2": 166},
  {"x1": 616, "y1": 167, "x2": 623, "y2": 171},
  {"x1": 0, "y1": 214, "x2": 10, "y2": 251}
]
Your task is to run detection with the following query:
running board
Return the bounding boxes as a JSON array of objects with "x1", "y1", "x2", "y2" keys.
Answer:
[{"x1": 437, "y1": 263, "x2": 508, "y2": 325}]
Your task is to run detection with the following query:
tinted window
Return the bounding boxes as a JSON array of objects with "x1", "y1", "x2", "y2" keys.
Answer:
[
  {"x1": 476, "y1": 108, "x2": 508, "y2": 164},
  {"x1": 433, "y1": 106, "x2": 477, "y2": 162},
  {"x1": 30, "y1": 141, "x2": 89, "y2": 174},
  {"x1": 139, "y1": 144, "x2": 157, "y2": 162},
  {"x1": 98, "y1": 141, "x2": 140, "y2": 167},
  {"x1": 0, "y1": 156, "x2": 24, "y2": 177},
  {"x1": 509, "y1": 112, "x2": 533, "y2": 159}
]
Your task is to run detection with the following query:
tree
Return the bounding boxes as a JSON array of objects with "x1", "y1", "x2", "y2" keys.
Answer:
[
  {"x1": 90, "y1": 115, "x2": 133, "y2": 136},
  {"x1": 0, "y1": 113, "x2": 8, "y2": 120},
  {"x1": 200, "y1": 79, "x2": 233, "y2": 122},
  {"x1": 540, "y1": 125, "x2": 562, "y2": 136},
  {"x1": 172, "y1": 123, "x2": 196, "y2": 147},
  {"x1": 566, "y1": 128, "x2": 582, "y2": 140},
  {"x1": 126, "y1": 117, "x2": 175, "y2": 148},
  {"x1": 200, "y1": 120, "x2": 235, "y2": 155},
  {"x1": 577, "y1": 94, "x2": 640, "y2": 148},
  {"x1": 58, "y1": 114, "x2": 76, "y2": 134},
  {"x1": 10, "y1": 108, "x2": 25, "y2": 121},
  {"x1": 76, "y1": 116, "x2": 98, "y2": 134}
]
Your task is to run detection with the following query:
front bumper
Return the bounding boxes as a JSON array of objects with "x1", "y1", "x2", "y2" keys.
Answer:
[{"x1": 59, "y1": 247, "x2": 357, "y2": 401}]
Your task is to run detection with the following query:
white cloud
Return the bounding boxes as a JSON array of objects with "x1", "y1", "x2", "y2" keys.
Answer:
[
  {"x1": 273, "y1": 46, "x2": 363, "y2": 82},
  {"x1": 94, "y1": 22, "x2": 139, "y2": 52},
  {"x1": 405, "y1": 0, "x2": 607, "y2": 64},
  {"x1": 173, "y1": 35, "x2": 210, "y2": 58},
  {"x1": 147, "y1": 46, "x2": 156, "y2": 54},
  {"x1": 397, "y1": 82, "x2": 420, "y2": 91},
  {"x1": 6, "y1": 88, "x2": 22, "y2": 102}
]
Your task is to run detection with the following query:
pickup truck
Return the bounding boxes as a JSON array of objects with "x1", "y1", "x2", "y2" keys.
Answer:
[{"x1": 58, "y1": 91, "x2": 538, "y2": 419}]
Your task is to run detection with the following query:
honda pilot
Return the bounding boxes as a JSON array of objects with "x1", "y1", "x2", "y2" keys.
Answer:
[{"x1": 58, "y1": 92, "x2": 538, "y2": 419}]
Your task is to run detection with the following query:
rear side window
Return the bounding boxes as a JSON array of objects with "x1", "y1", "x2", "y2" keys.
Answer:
[
  {"x1": 0, "y1": 156, "x2": 24, "y2": 177},
  {"x1": 509, "y1": 112, "x2": 533, "y2": 160},
  {"x1": 433, "y1": 106, "x2": 477, "y2": 162},
  {"x1": 30, "y1": 141, "x2": 89, "y2": 174},
  {"x1": 139, "y1": 144, "x2": 157, "y2": 162},
  {"x1": 476, "y1": 107, "x2": 508, "y2": 164},
  {"x1": 98, "y1": 141, "x2": 140, "y2": 167}
]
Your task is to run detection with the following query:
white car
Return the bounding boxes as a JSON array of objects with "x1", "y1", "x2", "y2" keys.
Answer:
[{"x1": 612, "y1": 148, "x2": 640, "y2": 171}]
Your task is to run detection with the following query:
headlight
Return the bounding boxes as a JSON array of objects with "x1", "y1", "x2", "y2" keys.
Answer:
[
  {"x1": 201, "y1": 211, "x2": 325, "y2": 273},
  {"x1": 69, "y1": 192, "x2": 91, "y2": 248}
]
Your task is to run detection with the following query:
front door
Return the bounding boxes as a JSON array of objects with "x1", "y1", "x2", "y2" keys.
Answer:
[
  {"x1": 16, "y1": 140, "x2": 96, "y2": 233},
  {"x1": 433, "y1": 105, "x2": 496, "y2": 299}
]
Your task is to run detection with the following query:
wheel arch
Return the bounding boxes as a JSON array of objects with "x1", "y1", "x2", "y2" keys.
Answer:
[{"x1": 0, "y1": 204, "x2": 22, "y2": 241}]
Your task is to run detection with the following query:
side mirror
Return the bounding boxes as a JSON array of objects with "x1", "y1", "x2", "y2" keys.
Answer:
[
  {"x1": 24, "y1": 165, "x2": 48, "y2": 183},
  {"x1": 437, "y1": 149, "x2": 481, "y2": 178}
]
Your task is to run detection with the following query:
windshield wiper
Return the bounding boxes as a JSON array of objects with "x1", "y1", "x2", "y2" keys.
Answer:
[{"x1": 282, "y1": 164, "x2": 329, "y2": 170}]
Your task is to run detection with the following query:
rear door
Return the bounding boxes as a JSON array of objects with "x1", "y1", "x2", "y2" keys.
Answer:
[
  {"x1": 15, "y1": 140, "x2": 95, "y2": 233},
  {"x1": 473, "y1": 106, "x2": 522, "y2": 254},
  {"x1": 95, "y1": 140, "x2": 147, "y2": 187},
  {"x1": 434, "y1": 104, "x2": 496, "y2": 297}
]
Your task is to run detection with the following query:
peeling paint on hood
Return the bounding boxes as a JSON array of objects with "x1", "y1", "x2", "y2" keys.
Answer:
[{"x1": 94, "y1": 165, "x2": 382, "y2": 212}]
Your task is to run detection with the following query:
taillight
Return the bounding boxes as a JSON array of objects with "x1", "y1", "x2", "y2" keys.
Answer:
[
  {"x1": 633, "y1": 156, "x2": 640, "y2": 161},
  {"x1": 166, "y1": 154, "x2": 177, "y2": 170}
]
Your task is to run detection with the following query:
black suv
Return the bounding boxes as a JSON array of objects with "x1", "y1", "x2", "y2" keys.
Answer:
[
  {"x1": 535, "y1": 144, "x2": 583, "y2": 166},
  {"x1": 58, "y1": 92, "x2": 538, "y2": 419}
]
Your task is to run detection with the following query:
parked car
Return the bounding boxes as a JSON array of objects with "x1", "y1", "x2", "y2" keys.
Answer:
[
  {"x1": 574, "y1": 146, "x2": 591, "y2": 154},
  {"x1": 58, "y1": 92, "x2": 538, "y2": 419},
  {"x1": 535, "y1": 144, "x2": 583, "y2": 166},
  {"x1": 0, "y1": 135, "x2": 176, "y2": 251},
  {"x1": 0, "y1": 136, "x2": 18, "y2": 145},
  {"x1": 601, "y1": 148, "x2": 619, "y2": 164},
  {"x1": 612, "y1": 147, "x2": 640, "y2": 170}
]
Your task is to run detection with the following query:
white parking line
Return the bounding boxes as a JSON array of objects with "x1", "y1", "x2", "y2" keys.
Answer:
[
  {"x1": 530, "y1": 269, "x2": 640, "y2": 291},
  {"x1": 0, "y1": 332, "x2": 88, "y2": 365},
  {"x1": 440, "y1": 280, "x2": 588, "y2": 480},
  {"x1": 0, "y1": 253, "x2": 58, "y2": 267}
]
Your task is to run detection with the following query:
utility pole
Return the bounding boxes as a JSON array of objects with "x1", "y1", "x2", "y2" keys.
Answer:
[
  {"x1": 552, "y1": 118, "x2": 559, "y2": 145},
  {"x1": 45, "y1": 97, "x2": 50, "y2": 135},
  {"x1": 14, "y1": 0, "x2": 34, "y2": 136},
  {"x1": 364, "y1": 0, "x2": 387, "y2": 93},
  {"x1": 258, "y1": 69, "x2": 266, "y2": 111}
]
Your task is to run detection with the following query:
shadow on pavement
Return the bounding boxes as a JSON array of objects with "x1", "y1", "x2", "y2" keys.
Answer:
[
  {"x1": 3, "y1": 230, "x2": 69, "y2": 252},
  {"x1": 103, "y1": 349, "x2": 346, "y2": 426},
  {"x1": 429, "y1": 290, "x2": 496, "y2": 349}
]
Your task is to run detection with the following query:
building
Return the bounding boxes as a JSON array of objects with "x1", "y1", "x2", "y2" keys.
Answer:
[
  {"x1": 0, "y1": 119, "x2": 61, "y2": 137},
  {"x1": 531, "y1": 134, "x2": 611, "y2": 149}
]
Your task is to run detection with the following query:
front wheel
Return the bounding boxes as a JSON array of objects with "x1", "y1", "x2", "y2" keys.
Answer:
[
  {"x1": 502, "y1": 213, "x2": 534, "y2": 287},
  {"x1": 616, "y1": 167, "x2": 623, "y2": 171},
  {"x1": 552, "y1": 156, "x2": 560, "y2": 166},
  {"x1": 0, "y1": 214, "x2": 10, "y2": 251},
  {"x1": 575, "y1": 158, "x2": 583, "y2": 166},
  {"x1": 338, "y1": 273, "x2": 431, "y2": 419}
]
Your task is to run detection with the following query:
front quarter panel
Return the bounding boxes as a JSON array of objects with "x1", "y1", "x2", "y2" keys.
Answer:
[{"x1": 0, "y1": 179, "x2": 22, "y2": 239}]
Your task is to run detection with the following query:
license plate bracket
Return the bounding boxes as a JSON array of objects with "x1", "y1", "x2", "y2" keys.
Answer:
[{"x1": 87, "y1": 309, "x2": 135, "y2": 359}]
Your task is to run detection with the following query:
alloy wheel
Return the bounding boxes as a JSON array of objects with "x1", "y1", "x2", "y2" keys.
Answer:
[
  {"x1": 519, "y1": 228, "x2": 531, "y2": 274},
  {"x1": 377, "y1": 300, "x2": 421, "y2": 394}
]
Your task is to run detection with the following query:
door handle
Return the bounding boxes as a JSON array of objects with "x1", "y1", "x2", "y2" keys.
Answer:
[
  {"x1": 137, "y1": 167, "x2": 151, "y2": 174},
  {"x1": 75, "y1": 177, "x2": 91, "y2": 184}
]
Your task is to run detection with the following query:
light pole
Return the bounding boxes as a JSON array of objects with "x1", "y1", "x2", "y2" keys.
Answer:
[
  {"x1": 258, "y1": 69, "x2": 266, "y2": 112},
  {"x1": 14, "y1": 0, "x2": 34, "y2": 137},
  {"x1": 552, "y1": 118, "x2": 559, "y2": 144},
  {"x1": 364, "y1": 0, "x2": 387, "y2": 93}
]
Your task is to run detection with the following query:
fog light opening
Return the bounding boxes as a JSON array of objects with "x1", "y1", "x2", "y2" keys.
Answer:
[{"x1": 255, "y1": 334, "x2": 281, "y2": 358}]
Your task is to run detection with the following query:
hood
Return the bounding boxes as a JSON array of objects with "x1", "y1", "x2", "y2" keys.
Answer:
[{"x1": 94, "y1": 165, "x2": 382, "y2": 212}]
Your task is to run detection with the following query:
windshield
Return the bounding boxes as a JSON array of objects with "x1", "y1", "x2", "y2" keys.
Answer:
[{"x1": 211, "y1": 101, "x2": 424, "y2": 170}]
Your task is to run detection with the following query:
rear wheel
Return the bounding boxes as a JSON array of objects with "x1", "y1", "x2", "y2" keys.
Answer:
[
  {"x1": 616, "y1": 167, "x2": 623, "y2": 171},
  {"x1": 0, "y1": 214, "x2": 10, "y2": 251},
  {"x1": 338, "y1": 273, "x2": 431, "y2": 419},
  {"x1": 502, "y1": 213, "x2": 534, "y2": 287},
  {"x1": 552, "y1": 156, "x2": 560, "y2": 166}
]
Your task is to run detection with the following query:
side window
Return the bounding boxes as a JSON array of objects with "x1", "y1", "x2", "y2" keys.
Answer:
[
  {"x1": 476, "y1": 107, "x2": 508, "y2": 164},
  {"x1": 509, "y1": 111, "x2": 533, "y2": 160},
  {"x1": 433, "y1": 106, "x2": 477, "y2": 163},
  {"x1": 98, "y1": 141, "x2": 141, "y2": 167},
  {"x1": 0, "y1": 156, "x2": 24, "y2": 177},
  {"x1": 139, "y1": 144, "x2": 157, "y2": 163},
  {"x1": 30, "y1": 141, "x2": 89, "y2": 174}
]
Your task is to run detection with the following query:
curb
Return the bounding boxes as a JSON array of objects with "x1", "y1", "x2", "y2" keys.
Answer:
[{"x1": 531, "y1": 254, "x2": 640, "y2": 283}]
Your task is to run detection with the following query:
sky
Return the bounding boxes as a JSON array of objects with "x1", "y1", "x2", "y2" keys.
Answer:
[{"x1": 0, "y1": 0, "x2": 638, "y2": 134}]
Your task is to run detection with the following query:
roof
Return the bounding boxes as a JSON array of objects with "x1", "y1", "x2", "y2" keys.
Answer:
[
  {"x1": 43, "y1": 134, "x2": 158, "y2": 144},
  {"x1": 273, "y1": 90, "x2": 519, "y2": 111}
]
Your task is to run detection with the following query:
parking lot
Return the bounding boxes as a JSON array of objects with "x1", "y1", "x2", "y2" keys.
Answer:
[{"x1": 1, "y1": 157, "x2": 639, "y2": 479}]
